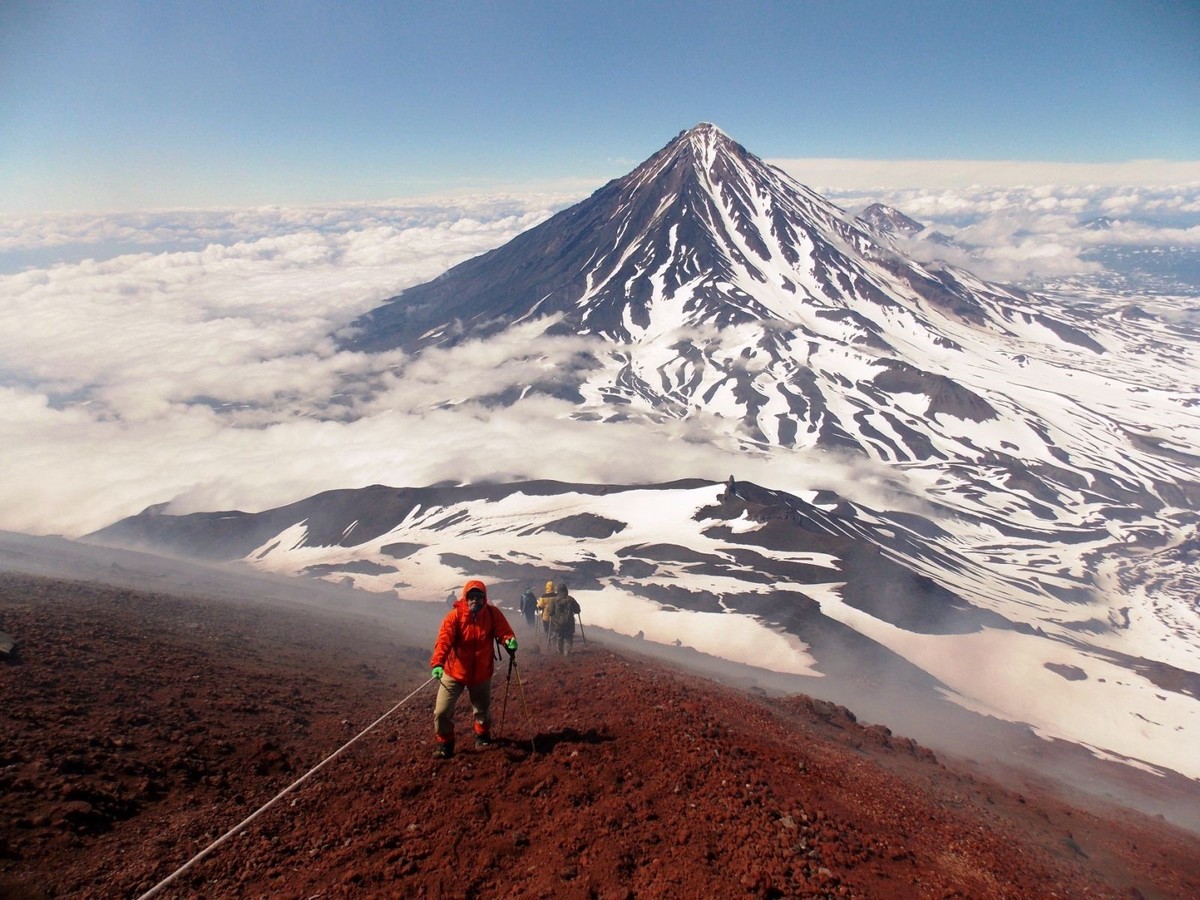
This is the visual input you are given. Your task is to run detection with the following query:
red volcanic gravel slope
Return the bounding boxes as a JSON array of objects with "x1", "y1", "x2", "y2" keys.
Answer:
[{"x1": 1, "y1": 571, "x2": 1198, "y2": 899}]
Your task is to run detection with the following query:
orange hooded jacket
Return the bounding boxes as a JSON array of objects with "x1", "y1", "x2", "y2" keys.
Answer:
[{"x1": 430, "y1": 580, "x2": 516, "y2": 687}]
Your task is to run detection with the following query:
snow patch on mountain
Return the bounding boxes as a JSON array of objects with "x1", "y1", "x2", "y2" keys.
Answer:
[
  {"x1": 817, "y1": 585, "x2": 1198, "y2": 778},
  {"x1": 245, "y1": 483, "x2": 822, "y2": 676}
]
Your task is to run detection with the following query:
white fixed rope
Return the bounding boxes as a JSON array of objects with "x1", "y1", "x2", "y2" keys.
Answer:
[{"x1": 136, "y1": 676, "x2": 437, "y2": 900}]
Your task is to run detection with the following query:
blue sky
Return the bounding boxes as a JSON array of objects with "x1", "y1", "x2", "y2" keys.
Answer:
[{"x1": 2, "y1": 0, "x2": 1198, "y2": 212}]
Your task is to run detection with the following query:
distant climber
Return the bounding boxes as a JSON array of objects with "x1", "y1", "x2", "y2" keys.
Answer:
[
  {"x1": 519, "y1": 586, "x2": 538, "y2": 631},
  {"x1": 428, "y1": 580, "x2": 517, "y2": 759},
  {"x1": 536, "y1": 580, "x2": 556, "y2": 639},
  {"x1": 547, "y1": 582, "x2": 582, "y2": 656},
  {"x1": 445, "y1": 589, "x2": 457, "y2": 608},
  {"x1": 724, "y1": 474, "x2": 739, "y2": 500}
]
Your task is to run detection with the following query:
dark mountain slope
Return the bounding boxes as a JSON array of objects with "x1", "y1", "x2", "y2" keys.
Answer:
[{"x1": 2, "y1": 571, "x2": 1197, "y2": 898}]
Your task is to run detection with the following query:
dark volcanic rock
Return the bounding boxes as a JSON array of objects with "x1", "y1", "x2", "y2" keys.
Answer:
[
  {"x1": 872, "y1": 359, "x2": 998, "y2": 423},
  {"x1": 301, "y1": 560, "x2": 399, "y2": 577},
  {"x1": 540, "y1": 513, "x2": 627, "y2": 539},
  {"x1": 1046, "y1": 662, "x2": 1089, "y2": 681}
]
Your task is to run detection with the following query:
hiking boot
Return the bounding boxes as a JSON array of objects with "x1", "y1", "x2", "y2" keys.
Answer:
[
  {"x1": 474, "y1": 733, "x2": 493, "y2": 748},
  {"x1": 432, "y1": 744, "x2": 454, "y2": 760}
]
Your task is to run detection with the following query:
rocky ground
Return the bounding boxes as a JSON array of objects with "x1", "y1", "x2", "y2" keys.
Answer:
[{"x1": 1, "y1": 570, "x2": 1198, "y2": 899}]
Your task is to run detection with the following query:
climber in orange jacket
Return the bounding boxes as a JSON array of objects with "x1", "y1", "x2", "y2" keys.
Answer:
[{"x1": 429, "y1": 579, "x2": 517, "y2": 759}]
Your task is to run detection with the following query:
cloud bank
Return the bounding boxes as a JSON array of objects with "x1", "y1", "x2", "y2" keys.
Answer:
[
  {"x1": 826, "y1": 182, "x2": 1200, "y2": 284},
  {"x1": 1, "y1": 180, "x2": 1197, "y2": 537}
]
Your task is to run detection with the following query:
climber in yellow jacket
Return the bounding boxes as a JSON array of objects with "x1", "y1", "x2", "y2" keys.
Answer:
[{"x1": 536, "y1": 580, "x2": 556, "y2": 638}]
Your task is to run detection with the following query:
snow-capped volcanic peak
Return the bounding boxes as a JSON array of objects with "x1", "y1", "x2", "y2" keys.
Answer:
[
  {"x1": 346, "y1": 122, "x2": 915, "y2": 352},
  {"x1": 565, "y1": 122, "x2": 896, "y2": 341}
]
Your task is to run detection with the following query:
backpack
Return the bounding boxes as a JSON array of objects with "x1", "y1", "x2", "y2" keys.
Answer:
[{"x1": 550, "y1": 595, "x2": 577, "y2": 629}]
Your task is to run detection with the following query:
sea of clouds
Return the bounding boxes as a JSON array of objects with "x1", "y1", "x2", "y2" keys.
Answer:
[
  {"x1": 824, "y1": 182, "x2": 1200, "y2": 284},
  {"x1": 2, "y1": 179, "x2": 1198, "y2": 537}
]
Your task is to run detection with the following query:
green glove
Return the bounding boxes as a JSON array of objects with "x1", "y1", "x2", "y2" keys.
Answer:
[
  {"x1": 505, "y1": 637, "x2": 518, "y2": 652},
  {"x1": 431, "y1": 666, "x2": 444, "y2": 680}
]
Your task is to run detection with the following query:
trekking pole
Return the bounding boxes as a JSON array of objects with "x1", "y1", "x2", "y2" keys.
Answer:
[
  {"x1": 576, "y1": 612, "x2": 587, "y2": 646},
  {"x1": 498, "y1": 653, "x2": 514, "y2": 740},
  {"x1": 510, "y1": 656, "x2": 538, "y2": 754}
]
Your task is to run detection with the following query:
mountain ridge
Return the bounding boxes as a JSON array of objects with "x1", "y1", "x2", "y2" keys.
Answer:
[{"x1": 87, "y1": 474, "x2": 1200, "y2": 785}]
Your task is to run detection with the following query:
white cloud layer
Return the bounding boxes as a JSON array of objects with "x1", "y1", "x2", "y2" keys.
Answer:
[
  {"x1": 824, "y1": 182, "x2": 1200, "y2": 284},
  {"x1": 0, "y1": 193, "x2": 585, "y2": 268},
  {"x1": 1, "y1": 181, "x2": 1198, "y2": 537}
]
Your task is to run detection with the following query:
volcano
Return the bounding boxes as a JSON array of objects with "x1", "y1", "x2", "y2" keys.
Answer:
[
  {"x1": 342, "y1": 124, "x2": 1197, "y2": 515},
  {"x1": 347, "y1": 123, "x2": 1033, "y2": 355}
]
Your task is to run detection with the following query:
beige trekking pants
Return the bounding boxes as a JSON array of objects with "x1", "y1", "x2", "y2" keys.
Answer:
[{"x1": 433, "y1": 674, "x2": 491, "y2": 744}]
